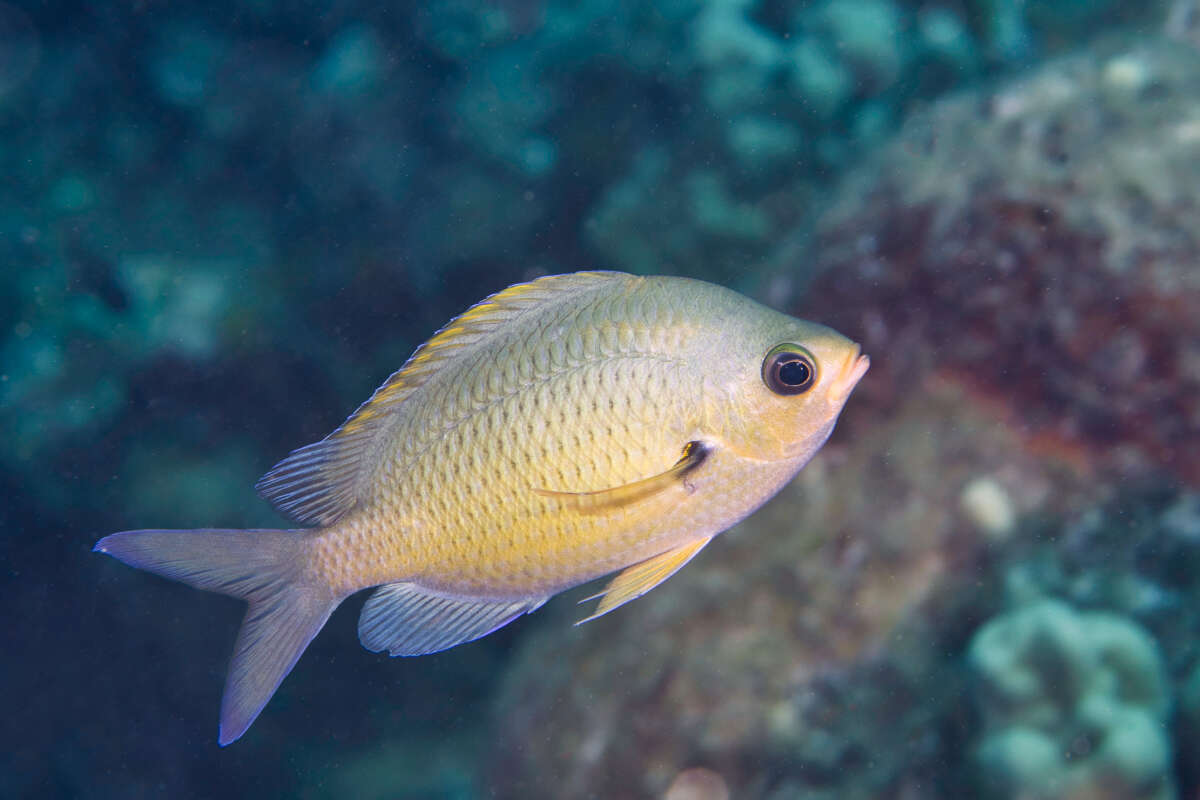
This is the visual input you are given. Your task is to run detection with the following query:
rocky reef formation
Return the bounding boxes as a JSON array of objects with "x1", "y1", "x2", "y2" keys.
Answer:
[
  {"x1": 485, "y1": 35, "x2": 1200, "y2": 800},
  {"x1": 797, "y1": 34, "x2": 1200, "y2": 489}
]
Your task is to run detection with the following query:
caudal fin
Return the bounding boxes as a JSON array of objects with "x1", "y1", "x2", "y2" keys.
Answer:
[{"x1": 94, "y1": 528, "x2": 338, "y2": 745}]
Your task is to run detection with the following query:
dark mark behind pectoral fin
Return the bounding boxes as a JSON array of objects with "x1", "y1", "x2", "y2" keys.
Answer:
[{"x1": 532, "y1": 441, "x2": 710, "y2": 514}]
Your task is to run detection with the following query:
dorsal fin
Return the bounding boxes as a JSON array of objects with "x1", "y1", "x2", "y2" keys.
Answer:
[{"x1": 256, "y1": 271, "x2": 635, "y2": 525}]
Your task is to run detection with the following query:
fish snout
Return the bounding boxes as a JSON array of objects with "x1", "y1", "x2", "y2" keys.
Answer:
[{"x1": 831, "y1": 346, "x2": 870, "y2": 403}]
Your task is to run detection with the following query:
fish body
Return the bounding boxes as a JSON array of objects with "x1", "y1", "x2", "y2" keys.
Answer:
[{"x1": 96, "y1": 271, "x2": 869, "y2": 744}]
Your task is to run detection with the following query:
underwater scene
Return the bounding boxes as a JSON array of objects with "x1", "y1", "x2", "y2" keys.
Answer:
[{"x1": 6, "y1": 0, "x2": 1200, "y2": 798}]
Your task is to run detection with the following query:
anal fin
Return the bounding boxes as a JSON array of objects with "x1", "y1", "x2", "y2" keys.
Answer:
[
  {"x1": 577, "y1": 537, "x2": 713, "y2": 624},
  {"x1": 534, "y1": 441, "x2": 709, "y2": 514},
  {"x1": 358, "y1": 582, "x2": 547, "y2": 656}
]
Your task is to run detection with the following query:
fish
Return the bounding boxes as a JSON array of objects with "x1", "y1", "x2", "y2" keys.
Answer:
[{"x1": 94, "y1": 271, "x2": 869, "y2": 745}]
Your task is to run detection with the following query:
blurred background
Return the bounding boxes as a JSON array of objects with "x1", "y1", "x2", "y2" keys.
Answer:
[{"x1": 5, "y1": 0, "x2": 1200, "y2": 797}]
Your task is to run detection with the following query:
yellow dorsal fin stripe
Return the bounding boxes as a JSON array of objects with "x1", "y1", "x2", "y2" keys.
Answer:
[
  {"x1": 576, "y1": 537, "x2": 714, "y2": 624},
  {"x1": 256, "y1": 271, "x2": 635, "y2": 525},
  {"x1": 339, "y1": 270, "x2": 633, "y2": 434},
  {"x1": 533, "y1": 441, "x2": 709, "y2": 514}
]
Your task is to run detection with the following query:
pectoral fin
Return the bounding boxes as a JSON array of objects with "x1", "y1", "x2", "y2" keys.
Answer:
[
  {"x1": 577, "y1": 537, "x2": 713, "y2": 624},
  {"x1": 534, "y1": 441, "x2": 709, "y2": 514}
]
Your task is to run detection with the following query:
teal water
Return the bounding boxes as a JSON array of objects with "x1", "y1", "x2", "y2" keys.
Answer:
[{"x1": 4, "y1": 1, "x2": 1197, "y2": 798}]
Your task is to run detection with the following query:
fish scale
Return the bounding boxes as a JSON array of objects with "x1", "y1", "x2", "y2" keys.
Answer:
[{"x1": 94, "y1": 270, "x2": 869, "y2": 744}]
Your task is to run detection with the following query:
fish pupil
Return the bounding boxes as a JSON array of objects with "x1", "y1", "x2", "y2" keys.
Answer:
[{"x1": 778, "y1": 359, "x2": 810, "y2": 386}]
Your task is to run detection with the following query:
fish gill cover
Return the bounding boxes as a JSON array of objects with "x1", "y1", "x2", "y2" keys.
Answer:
[{"x1": 4, "y1": 1, "x2": 1199, "y2": 798}]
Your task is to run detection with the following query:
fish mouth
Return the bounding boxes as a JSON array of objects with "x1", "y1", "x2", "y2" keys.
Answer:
[{"x1": 831, "y1": 347, "x2": 870, "y2": 402}]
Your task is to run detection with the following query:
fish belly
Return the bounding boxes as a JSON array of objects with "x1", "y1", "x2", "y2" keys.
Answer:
[{"x1": 322, "y1": 438, "x2": 803, "y2": 602}]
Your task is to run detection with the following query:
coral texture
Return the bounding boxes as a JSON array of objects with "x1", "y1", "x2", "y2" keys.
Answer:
[
  {"x1": 794, "y1": 36, "x2": 1200, "y2": 488},
  {"x1": 969, "y1": 599, "x2": 1173, "y2": 800}
]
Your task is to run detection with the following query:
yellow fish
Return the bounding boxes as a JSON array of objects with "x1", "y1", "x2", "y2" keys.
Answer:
[{"x1": 95, "y1": 271, "x2": 869, "y2": 744}]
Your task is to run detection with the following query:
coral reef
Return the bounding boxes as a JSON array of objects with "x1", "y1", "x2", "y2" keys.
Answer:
[
  {"x1": 968, "y1": 599, "x2": 1173, "y2": 800},
  {"x1": 791, "y1": 35, "x2": 1200, "y2": 489}
]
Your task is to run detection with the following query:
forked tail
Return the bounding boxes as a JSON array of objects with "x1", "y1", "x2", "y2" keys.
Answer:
[{"x1": 94, "y1": 528, "x2": 338, "y2": 745}]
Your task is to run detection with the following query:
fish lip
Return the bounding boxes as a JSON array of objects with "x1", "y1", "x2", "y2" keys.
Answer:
[{"x1": 831, "y1": 347, "x2": 870, "y2": 401}]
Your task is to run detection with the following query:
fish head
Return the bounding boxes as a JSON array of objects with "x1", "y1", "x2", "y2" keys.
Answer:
[{"x1": 700, "y1": 311, "x2": 869, "y2": 464}]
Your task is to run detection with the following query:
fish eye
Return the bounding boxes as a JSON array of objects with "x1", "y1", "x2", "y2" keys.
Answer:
[{"x1": 762, "y1": 345, "x2": 817, "y2": 396}]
